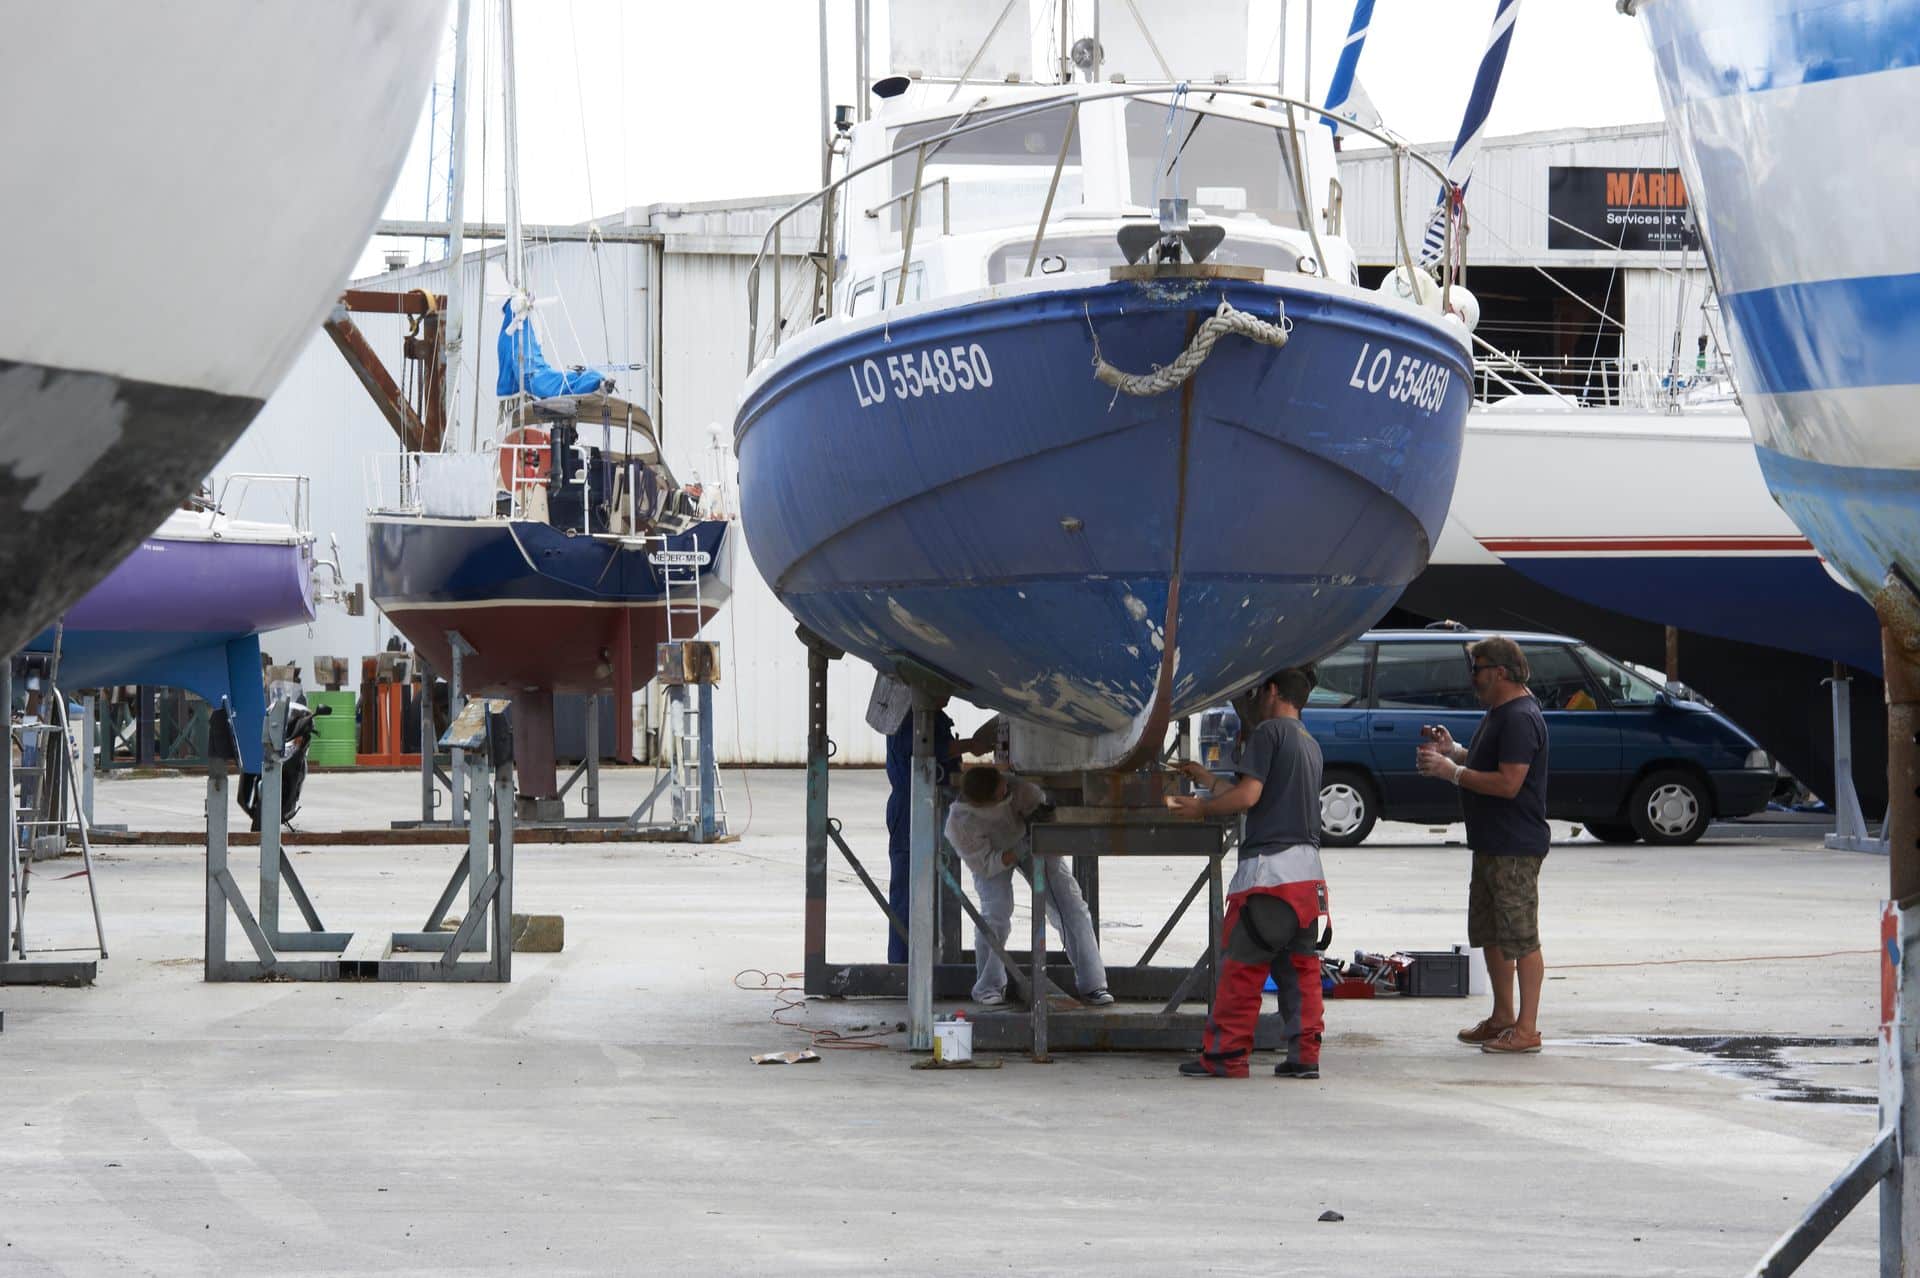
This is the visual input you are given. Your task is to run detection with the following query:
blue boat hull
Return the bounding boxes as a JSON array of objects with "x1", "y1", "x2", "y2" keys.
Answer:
[
  {"x1": 1757, "y1": 446, "x2": 1920, "y2": 629},
  {"x1": 1637, "y1": 0, "x2": 1920, "y2": 614},
  {"x1": 1498, "y1": 552, "x2": 1882, "y2": 674},
  {"x1": 737, "y1": 273, "x2": 1471, "y2": 758},
  {"x1": 366, "y1": 515, "x2": 730, "y2": 695},
  {"x1": 43, "y1": 629, "x2": 270, "y2": 772},
  {"x1": 26, "y1": 530, "x2": 315, "y2": 773}
]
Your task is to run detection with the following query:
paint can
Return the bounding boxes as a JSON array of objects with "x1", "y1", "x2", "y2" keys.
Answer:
[
  {"x1": 932, "y1": 1015, "x2": 973, "y2": 1063},
  {"x1": 1460, "y1": 943, "x2": 1491, "y2": 996}
]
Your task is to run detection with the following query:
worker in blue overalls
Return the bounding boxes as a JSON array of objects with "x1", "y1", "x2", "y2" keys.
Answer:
[{"x1": 884, "y1": 693, "x2": 997, "y2": 963}]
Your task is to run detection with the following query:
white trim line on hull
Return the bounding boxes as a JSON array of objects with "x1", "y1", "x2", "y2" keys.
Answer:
[{"x1": 378, "y1": 597, "x2": 728, "y2": 612}]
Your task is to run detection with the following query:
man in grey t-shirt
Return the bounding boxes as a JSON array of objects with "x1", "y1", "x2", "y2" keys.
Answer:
[{"x1": 1167, "y1": 667, "x2": 1327, "y2": 1079}]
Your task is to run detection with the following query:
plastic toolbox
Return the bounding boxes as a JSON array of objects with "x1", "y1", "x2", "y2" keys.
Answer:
[{"x1": 1397, "y1": 950, "x2": 1470, "y2": 997}]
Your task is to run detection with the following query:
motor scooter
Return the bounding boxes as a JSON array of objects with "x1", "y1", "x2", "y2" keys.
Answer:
[{"x1": 237, "y1": 698, "x2": 331, "y2": 831}]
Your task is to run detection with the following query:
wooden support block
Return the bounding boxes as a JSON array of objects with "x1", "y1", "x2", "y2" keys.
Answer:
[
  {"x1": 441, "y1": 912, "x2": 564, "y2": 953},
  {"x1": 510, "y1": 913, "x2": 565, "y2": 953}
]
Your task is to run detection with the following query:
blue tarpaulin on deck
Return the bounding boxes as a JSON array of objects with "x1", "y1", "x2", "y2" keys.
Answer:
[{"x1": 496, "y1": 299, "x2": 605, "y2": 399}]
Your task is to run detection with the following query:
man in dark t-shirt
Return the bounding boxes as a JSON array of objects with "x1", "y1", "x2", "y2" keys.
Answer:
[
  {"x1": 1418, "y1": 635, "x2": 1551, "y2": 1054},
  {"x1": 1167, "y1": 667, "x2": 1327, "y2": 1079}
]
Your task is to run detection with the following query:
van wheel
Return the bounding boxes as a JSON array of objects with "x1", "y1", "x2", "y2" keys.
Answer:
[
  {"x1": 1628, "y1": 770, "x2": 1711, "y2": 845},
  {"x1": 1585, "y1": 821, "x2": 1639, "y2": 844},
  {"x1": 1320, "y1": 770, "x2": 1379, "y2": 847}
]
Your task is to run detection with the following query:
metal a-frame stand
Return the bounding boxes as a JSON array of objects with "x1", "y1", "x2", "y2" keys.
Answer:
[
  {"x1": 400, "y1": 630, "x2": 622, "y2": 832},
  {"x1": 1757, "y1": 580, "x2": 1920, "y2": 1275},
  {"x1": 797, "y1": 628, "x2": 1283, "y2": 1055},
  {"x1": 206, "y1": 696, "x2": 517, "y2": 982},
  {"x1": 1825, "y1": 664, "x2": 1888, "y2": 855}
]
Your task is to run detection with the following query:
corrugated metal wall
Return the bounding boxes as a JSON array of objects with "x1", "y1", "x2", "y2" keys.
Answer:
[
  {"x1": 656, "y1": 233, "x2": 990, "y2": 765},
  {"x1": 210, "y1": 233, "x2": 654, "y2": 683},
  {"x1": 1621, "y1": 267, "x2": 1716, "y2": 383},
  {"x1": 1338, "y1": 123, "x2": 1691, "y2": 271},
  {"x1": 211, "y1": 195, "x2": 988, "y2": 764}
]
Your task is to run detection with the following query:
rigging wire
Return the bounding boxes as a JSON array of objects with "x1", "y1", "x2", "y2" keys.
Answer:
[
  {"x1": 530, "y1": 222, "x2": 596, "y2": 380},
  {"x1": 567, "y1": 0, "x2": 614, "y2": 367},
  {"x1": 618, "y1": 0, "x2": 632, "y2": 366},
  {"x1": 1468, "y1": 214, "x2": 1627, "y2": 335},
  {"x1": 1580, "y1": 165, "x2": 1642, "y2": 400},
  {"x1": 1467, "y1": 170, "x2": 1699, "y2": 277}
]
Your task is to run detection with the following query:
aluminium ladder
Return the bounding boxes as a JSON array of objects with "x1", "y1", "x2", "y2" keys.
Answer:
[
  {"x1": 8, "y1": 684, "x2": 108, "y2": 960},
  {"x1": 648, "y1": 533, "x2": 726, "y2": 837}
]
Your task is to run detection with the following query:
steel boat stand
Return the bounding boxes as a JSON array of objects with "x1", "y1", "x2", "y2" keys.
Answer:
[
  {"x1": 1754, "y1": 572, "x2": 1920, "y2": 1274},
  {"x1": 204, "y1": 695, "x2": 518, "y2": 982},
  {"x1": 797, "y1": 627, "x2": 1287, "y2": 1055}
]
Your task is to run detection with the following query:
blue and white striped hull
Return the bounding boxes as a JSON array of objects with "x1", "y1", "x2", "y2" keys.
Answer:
[{"x1": 1634, "y1": 0, "x2": 1920, "y2": 606}]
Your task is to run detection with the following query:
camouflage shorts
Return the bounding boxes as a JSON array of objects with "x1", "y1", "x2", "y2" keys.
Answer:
[{"x1": 1467, "y1": 852, "x2": 1542, "y2": 958}]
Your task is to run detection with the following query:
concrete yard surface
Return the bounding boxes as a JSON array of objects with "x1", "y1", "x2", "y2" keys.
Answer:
[{"x1": 0, "y1": 767, "x2": 1889, "y2": 1274}]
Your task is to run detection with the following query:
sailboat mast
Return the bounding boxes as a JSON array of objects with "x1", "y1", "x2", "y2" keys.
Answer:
[
  {"x1": 499, "y1": 0, "x2": 527, "y2": 300},
  {"x1": 443, "y1": 0, "x2": 471, "y2": 452},
  {"x1": 498, "y1": 0, "x2": 528, "y2": 403}
]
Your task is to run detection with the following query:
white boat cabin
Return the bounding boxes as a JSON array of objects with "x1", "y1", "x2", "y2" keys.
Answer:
[{"x1": 830, "y1": 82, "x2": 1358, "y2": 318}]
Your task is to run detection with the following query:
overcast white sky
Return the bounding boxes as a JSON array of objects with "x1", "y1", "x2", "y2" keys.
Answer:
[{"x1": 361, "y1": 0, "x2": 1664, "y2": 273}]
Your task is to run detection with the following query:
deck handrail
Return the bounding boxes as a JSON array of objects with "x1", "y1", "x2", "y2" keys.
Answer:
[
  {"x1": 207, "y1": 473, "x2": 310, "y2": 535},
  {"x1": 744, "y1": 83, "x2": 1460, "y2": 373}
]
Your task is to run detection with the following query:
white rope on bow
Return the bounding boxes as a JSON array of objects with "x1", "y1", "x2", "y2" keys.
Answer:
[{"x1": 1091, "y1": 297, "x2": 1291, "y2": 397}]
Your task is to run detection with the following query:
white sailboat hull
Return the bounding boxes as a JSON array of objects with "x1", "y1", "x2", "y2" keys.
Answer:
[{"x1": 0, "y1": 1, "x2": 446, "y2": 656}]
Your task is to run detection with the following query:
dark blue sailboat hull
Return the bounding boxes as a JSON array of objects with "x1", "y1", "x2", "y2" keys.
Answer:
[{"x1": 366, "y1": 515, "x2": 730, "y2": 695}]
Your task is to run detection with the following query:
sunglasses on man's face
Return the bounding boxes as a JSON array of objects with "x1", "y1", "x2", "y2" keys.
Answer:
[{"x1": 1468, "y1": 663, "x2": 1500, "y2": 674}]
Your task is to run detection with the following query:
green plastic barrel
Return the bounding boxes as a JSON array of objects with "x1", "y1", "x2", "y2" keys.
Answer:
[{"x1": 307, "y1": 690, "x2": 358, "y2": 767}]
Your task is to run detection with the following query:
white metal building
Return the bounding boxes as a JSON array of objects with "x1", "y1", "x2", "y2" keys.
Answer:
[
  {"x1": 213, "y1": 119, "x2": 1712, "y2": 765},
  {"x1": 209, "y1": 194, "x2": 987, "y2": 767},
  {"x1": 1339, "y1": 121, "x2": 1718, "y2": 394}
]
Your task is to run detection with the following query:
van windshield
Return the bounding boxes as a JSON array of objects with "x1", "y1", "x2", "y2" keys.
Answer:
[{"x1": 1576, "y1": 646, "x2": 1663, "y2": 706}]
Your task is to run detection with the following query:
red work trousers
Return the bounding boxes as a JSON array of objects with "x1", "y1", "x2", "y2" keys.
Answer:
[{"x1": 1197, "y1": 882, "x2": 1325, "y2": 1076}]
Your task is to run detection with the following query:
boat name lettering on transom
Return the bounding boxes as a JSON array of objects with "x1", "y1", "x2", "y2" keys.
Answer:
[
  {"x1": 851, "y1": 344, "x2": 994, "y2": 408},
  {"x1": 1346, "y1": 342, "x2": 1449, "y2": 414}
]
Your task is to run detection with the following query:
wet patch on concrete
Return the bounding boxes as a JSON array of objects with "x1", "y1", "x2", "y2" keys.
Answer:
[{"x1": 1571, "y1": 1034, "x2": 1876, "y2": 1109}]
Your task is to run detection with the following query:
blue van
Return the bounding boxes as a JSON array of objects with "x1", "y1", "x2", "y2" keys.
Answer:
[{"x1": 1202, "y1": 629, "x2": 1775, "y2": 847}]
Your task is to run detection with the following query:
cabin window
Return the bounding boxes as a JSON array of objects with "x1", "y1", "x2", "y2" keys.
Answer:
[
  {"x1": 888, "y1": 102, "x2": 1083, "y2": 234},
  {"x1": 879, "y1": 262, "x2": 926, "y2": 307},
  {"x1": 848, "y1": 278, "x2": 878, "y2": 317},
  {"x1": 1123, "y1": 101, "x2": 1304, "y2": 230}
]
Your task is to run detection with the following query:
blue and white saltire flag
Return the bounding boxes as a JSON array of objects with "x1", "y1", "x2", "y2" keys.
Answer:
[
  {"x1": 1321, "y1": 0, "x2": 1376, "y2": 136},
  {"x1": 1418, "y1": 0, "x2": 1522, "y2": 268}
]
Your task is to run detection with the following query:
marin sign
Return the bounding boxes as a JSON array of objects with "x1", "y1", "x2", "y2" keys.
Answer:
[{"x1": 1547, "y1": 166, "x2": 1700, "y2": 252}]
